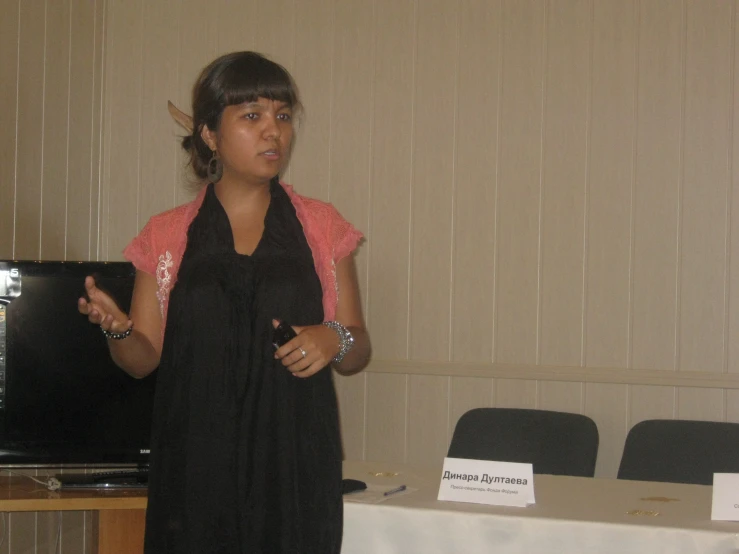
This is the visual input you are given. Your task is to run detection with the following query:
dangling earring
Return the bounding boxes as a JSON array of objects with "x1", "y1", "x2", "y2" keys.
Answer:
[{"x1": 207, "y1": 149, "x2": 223, "y2": 183}]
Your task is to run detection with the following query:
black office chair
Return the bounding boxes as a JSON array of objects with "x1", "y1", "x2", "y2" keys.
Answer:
[
  {"x1": 447, "y1": 408, "x2": 599, "y2": 477},
  {"x1": 617, "y1": 419, "x2": 739, "y2": 485}
]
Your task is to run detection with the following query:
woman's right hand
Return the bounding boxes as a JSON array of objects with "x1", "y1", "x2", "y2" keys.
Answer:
[{"x1": 78, "y1": 276, "x2": 132, "y2": 335}]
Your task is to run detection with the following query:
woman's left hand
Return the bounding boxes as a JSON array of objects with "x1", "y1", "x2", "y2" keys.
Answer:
[{"x1": 273, "y1": 319, "x2": 340, "y2": 378}]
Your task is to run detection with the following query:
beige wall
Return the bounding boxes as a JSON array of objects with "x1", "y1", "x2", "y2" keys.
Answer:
[
  {"x1": 2, "y1": 0, "x2": 739, "y2": 550},
  {"x1": 1, "y1": 0, "x2": 103, "y2": 551}
]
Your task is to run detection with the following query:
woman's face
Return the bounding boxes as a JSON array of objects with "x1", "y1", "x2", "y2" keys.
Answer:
[{"x1": 202, "y1": 97, "x2": 294, "y2": 186}]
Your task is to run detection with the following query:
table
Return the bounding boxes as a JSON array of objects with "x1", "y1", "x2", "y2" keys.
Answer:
[
  {"x1": 4, "y1": 464, "x2": 738, "y2": 554},
  {"x1": 342, "y1": 460, "x2": 739, "y2": 554},
  {"x1": 0, "y1": 478, "x2": 146, "y2": 554}
]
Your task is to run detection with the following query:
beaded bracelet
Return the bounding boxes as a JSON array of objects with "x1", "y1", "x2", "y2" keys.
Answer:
[
  {"x1": 101, "y1": 322, "x2": 134, "y2": 340},
  {"x1": 322, "y1": 321, "x2": 355, "y2": 364}
]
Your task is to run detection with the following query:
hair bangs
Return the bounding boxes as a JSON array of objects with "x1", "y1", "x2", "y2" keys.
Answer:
[{"x1": 220, "y1": 56, "x2": 299, "y2": 110}]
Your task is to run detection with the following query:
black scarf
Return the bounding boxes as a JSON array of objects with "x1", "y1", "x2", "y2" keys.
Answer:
[{"x1": 144, "y1": 180, "x2": 343, "y2": 554}]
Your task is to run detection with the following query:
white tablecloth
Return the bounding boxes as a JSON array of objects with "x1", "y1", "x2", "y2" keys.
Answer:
[{"x1": 342, "y1": 461, "x2": 739, "y2": 554}]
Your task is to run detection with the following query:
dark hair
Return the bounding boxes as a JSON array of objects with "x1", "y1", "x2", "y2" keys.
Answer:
[{"x1": 182, "y1": 51, "x2": 301, "y2": 180}]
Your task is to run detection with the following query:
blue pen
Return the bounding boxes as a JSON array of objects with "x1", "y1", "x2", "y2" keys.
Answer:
[{"x1": 383, "y1": 484, "x2": 407, "y2": 497}]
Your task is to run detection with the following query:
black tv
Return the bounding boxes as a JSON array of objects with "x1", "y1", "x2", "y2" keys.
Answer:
[{"x1": 0, "y1": 260, "x2": 156, "y2": 468}]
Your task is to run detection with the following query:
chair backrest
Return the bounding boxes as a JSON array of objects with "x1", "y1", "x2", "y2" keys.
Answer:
[
  {"x1": 447, "y1": 408, "x2": 599, "y2": 477},
  {"x1": 617, "y1": 419, "x2": 739, "y2": 485}
]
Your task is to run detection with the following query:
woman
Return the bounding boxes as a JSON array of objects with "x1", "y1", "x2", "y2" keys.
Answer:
[{"x1": 78, "y1": 51, "x2": 370, "y2": 553}]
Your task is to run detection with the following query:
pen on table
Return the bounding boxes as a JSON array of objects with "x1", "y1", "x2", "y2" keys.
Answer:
[{"x1": 383, "y1": 484, "x2": 407, "y2": 497}]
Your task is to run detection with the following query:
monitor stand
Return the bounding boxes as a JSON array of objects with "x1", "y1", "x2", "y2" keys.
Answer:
[{"x1": 54, "y1": 468, "x2": 149, "y2": 489}]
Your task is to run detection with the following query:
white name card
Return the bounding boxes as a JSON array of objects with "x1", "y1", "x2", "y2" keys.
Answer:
[
  {"x1": 437, "y1": 457, "x2": 535, "y2": 508},
  {"x1": 711, "y1": 473, "x2": 739, "y2": 520}
]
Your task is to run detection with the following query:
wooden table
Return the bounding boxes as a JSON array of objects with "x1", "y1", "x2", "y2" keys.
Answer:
[{"x1": 0, "y1": 478, "x2": 147, "y2": 554}]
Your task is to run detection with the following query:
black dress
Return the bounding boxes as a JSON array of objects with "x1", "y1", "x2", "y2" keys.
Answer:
[{"x1": 144, "y1": 181, "x2": 343, "y2": 554}]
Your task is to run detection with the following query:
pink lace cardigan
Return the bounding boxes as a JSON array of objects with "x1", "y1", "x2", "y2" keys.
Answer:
[{"x1": 123, "y1": 182, "x2": 363, "y2": 339}]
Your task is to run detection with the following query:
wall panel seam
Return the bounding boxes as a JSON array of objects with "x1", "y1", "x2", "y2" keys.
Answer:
[
  {"x1": 723, "y1": 0, "x2": 737, "y2": 375},
  {"x1": 535, "y1": 0, "x2": 549, "y2": 368},
  {"x1": 12, "y1": 0, "x2": 21, "y2": 259},
  {"x1": 39, "y1": 0, "x2": 49, "y2": 260},
  {"x1": 97, "y1": 0, "x2": 109, "y2": 261},
  {"x1": 491, "y1": 0, "x2": 504, "y2": 364},
  {"x1": 448, "y1": 0, "x2": 460, "y2": 362},
  {"x1": 673, "y1": 0, "x2": 687, "y2": 372},
  {"x1": 64, "y1": 1, "x2": 72, "y2": 260},
  {"x1": 626, "y1": 0, "x2": 640, "y2": 370},
  {"x1": 326, "y1": 0, "x2": 335, "y2": 201},
  {"x1": 135, "y1": 0, "x2": 144, "y2": 232},
  {"x1": 368, "y1": 0, "x2": 377, "y2": 320},
  {"x1": 405, "y1": 0, "x2": 418, "y2": 360},
  {"x1": 581, "y1": 0, "x2": 595, "y2": 368}
]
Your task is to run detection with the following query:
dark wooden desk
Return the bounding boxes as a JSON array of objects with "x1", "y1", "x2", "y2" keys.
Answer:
[{"x1": 0, "y1": 478, "x2": 147, "y2": 554}]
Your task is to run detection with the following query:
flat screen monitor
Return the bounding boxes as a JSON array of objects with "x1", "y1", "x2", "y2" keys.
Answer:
[{"x1": 0, "y1": 260, "x2": 155, "y2": 468}]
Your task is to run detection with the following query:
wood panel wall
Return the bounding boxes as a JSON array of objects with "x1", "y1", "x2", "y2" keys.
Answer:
[
  {"x1": 1, "y1": 0, "x2": 739, "y2": 551},
  {"x1": 1, "y1": 0, "x2": 103, "y2": 551}
]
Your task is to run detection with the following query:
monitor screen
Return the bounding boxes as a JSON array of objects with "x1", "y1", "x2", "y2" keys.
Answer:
[{"x1": 0, "y1": 260, "x2": 156, "y2": 467}]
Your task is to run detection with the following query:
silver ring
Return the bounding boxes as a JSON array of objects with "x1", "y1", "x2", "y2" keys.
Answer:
[{"x1": 299, "y1": 348, "x2": 307, "y2": 359}]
